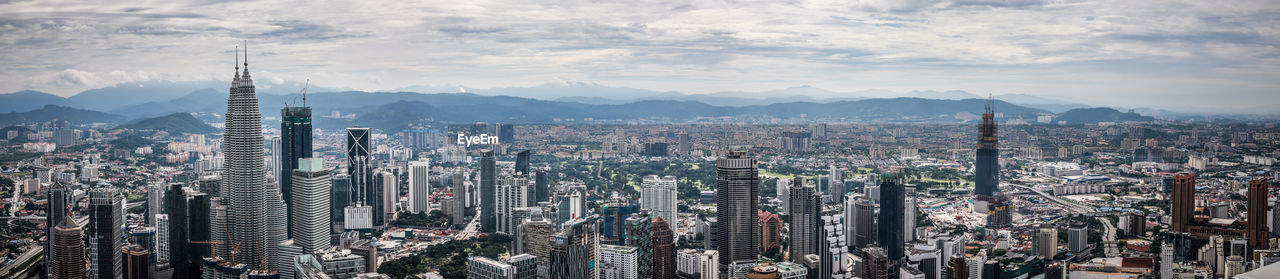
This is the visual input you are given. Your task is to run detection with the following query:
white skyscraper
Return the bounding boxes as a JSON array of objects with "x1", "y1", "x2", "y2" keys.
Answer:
[
  {"x1": 600, "y1": 244, "x2": 639, "y2": 279},
  {"x1": 641, "y1": 175, "x2": 678, "y2": 227},
  {"x1": 408, "y1": 159, "x2": 431, "y2": 214},
  {"x1": 291, "y1": 157, "x2": 332, "y2": 253},
  {"x1": 225, "y1": 47, "x2": 267, "y2": 267},
  {"x1": 496, "y1": 175, "x2": 530, "y2": 233}
]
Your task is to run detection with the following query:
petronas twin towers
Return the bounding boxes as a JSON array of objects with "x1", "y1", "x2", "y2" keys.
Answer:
[{"x1": 225, "y1": 46, "x2": 267, "y2": 267}]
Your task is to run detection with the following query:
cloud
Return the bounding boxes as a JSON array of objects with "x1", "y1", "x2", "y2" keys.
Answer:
[{"x1": 0, "y1": 0, "x2": 1276, "y2": 113}]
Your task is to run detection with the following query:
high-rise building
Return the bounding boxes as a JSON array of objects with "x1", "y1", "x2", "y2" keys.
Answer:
[
  {"x1": 198, "y1": 173, "x2": 222, "y2": 199},
  {"x1": 1171, "y1": 172, "x2": 1195, "y2": 232},
  {"x1": 497, "y1": 175, "x2": 531, "y2": 233},
  {"x1": 759, "y1": 210, "x2": 783, "y2": 253},
  {"x1": 468, "y1": 254, "x2": 538, "y2": 279},
  {"x1": 654, "y1": 217, "x2": 677, "y2": 279},
  {"x1": 974, "y1": 98, "x2": 999, "y2": 197},
  {"x1": 481, "y1": 149, "x2": 497, "y2": 233},
  {"x1": 89, "y1": 188, "x2": 123, "y2": 279},
  {"x1": 550, "y1": 216, "x2": 600, "y2": 279},
  {"x1": 517, "y1": 218, "x2": 554, "y2": 272},
  {"x1": 861, "y1": 247, "x2": 891, "y2": 279},
  {"x1": 600, "y1": 245, "x2": 639, "y2": 279},
  {"x1": 225, "y1": 51, "x2": 268, "y2": 267},
  {"x1": 716, "y1": 151, "x2": 759, "y2": 267},
  {"x1": 878, "y1": 174, "x2": 905, "y2": 262},
  {"x1": 789, "y1": 177, "x2": 820, "y2": 262},
  {"x1": 1248, "y1": 178, "x2": 1269, "y2": 251},
  {"x1": 535, "y1": 171, "x2": 549, "y2": 204},
  {"x1": 1035, "y1": 227, "x2": 1058, "y2": 259},
  {"x1": 408, "y1": 158, "x2": 430, "y2": 214},
  {"x1": 122, "y1": 244, "x2": 151, "y2": 279},
  {"x1": 642, "y1": 175, "x2": 678, "y2": 227},
  {"x1": 626, "y1": 213, "x2": 654, "y2": 279},
  {"x1": 346, "y1": 127, "x2": 379, "y2": 227},
  {"x1": 265, "y1": 178, "x2": 289, "y2": 274},
  {"x1": 516, "y1": 150, "x2": 531, "y2": 175},
  {"x1": 45, "y1": 185, "x2": 71, "y2": 277},
  {"x1": 677, "y1": 132, "x2": 690, "y2": 156},
  {"x1": 1069, "y1": 226, "x2": 1088, "y2": 253},
  {"x1": 453, "y1": 171, "x2": 468, "y2": 227},
  {"x1": 378, "y1": 170, "x2": 397, "y2": 222},
  {"x1": 51, "y1": 213, "x2": 86, "y2": 279},
  {"x1": 166, "y1": 183, "x2": 195, "y2": 278},
  {"x1": 189, "y1": 193, "x2": 211, "y2": 262},
  {"x1": 904, "y1": 187, "x2": 916, "y2": 241},
  {"x1": 292, "y1": 157, "x2": 332, "y2": 253},
  {"x1": 280, "y1": 105, "x2": 313, "y2": 231},
  {"x1": 331, "y1": 173, "x2": 351, "y2": 227},
  {"x1": 845, "y1": 196, "x2": 875, "y2": 249},
  {"x1": 820, "y1": 210, "x2": 850, "y2": 279},
  {"x1": 944, "y1": 257, "x2": 968, "y2": 279}
]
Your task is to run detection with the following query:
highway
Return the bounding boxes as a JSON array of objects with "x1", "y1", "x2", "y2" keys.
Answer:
[
  {"x1": 1098, "y1": 217, "x2": 1119, "y2": 257},
  {"x1": 0, "y1": 246, "x2": 42, "y2": 278},
  {"x1": 1005, "y1": 183, "x2": 1097, "y2": 214}
]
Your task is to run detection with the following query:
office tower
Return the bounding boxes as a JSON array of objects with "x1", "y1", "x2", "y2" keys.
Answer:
[
  {"x1": 497, "y1": 175, "x2": 531, "y2": 233},
  {"x1": 654, "y1": 217, "x2": 677, "y2": 279},
  {"x1": 1069, "y1": 226, "x2": 1088, "y2": 253},
  {"x1": 535, "y1": 171, "x2": 549, "y2": 204},
  {"x1": 468, "y1": 254, "x2": 538, "y2": 279},
  {"x1": 166, "y1": 184, "x2": 194, "y2": 278},
  {"x1": 198, "y1": 173, "x2": 222, "y2": 198},
  {"x1": 189, "y1": 194, "x2": 211, "y2": 262},
  {"x1": 265, "y1": 179, "x2": 289, "y2": 274},
  {"x1": 861, "y1": 247, "x2": 891, "y2": 279},
  {"x1": 759, "y1": 211, "x2": 783, "y2": 252},
  {"x1": 122, "y1": 244, "x2": 151, "y2": 279},
  {"x1": 280, "y1": 105, "x2": 313, "y2": 229},
  {"x1": 147, "y1": 183, "x2": 164, "y2": 228},
  {"x1": 293, "y1": 157, "x2": 332, "y2": 253},
  {"x1": 271, "y1": 135, "x2": 282, "y2": 179},
  {"x1": 1225, "y1": 256, "x2": 1245, "y2": 278},
  {"x1": 481, "y1": 149, "x2": 497, "y2": 233},
  {"x1": 626, "y1": 214, "x2": 654, "y2": 279},
  {"x1": 51, "y1": 213, "x2": 86, "y2": 279},
  {"x1": 717, "y1": 151, "x2": 759, "y2": 267},
  {"x1": 974, "y1": 98, "x2": 999, "y2": 197},
  {"x1": 453, "y1": 171, "x2": 468, "y2": 227},
  {"x1": 209, "y1": 197, "x2": 231, "y2": 260},
  {"x1": 879, "y1": 174, "x2": 905, "y2": 263},
  {"x1": 945, "y1": 257, "x2": 968, "y2": 279},
  {"x1": 779, "y1": 131, "x2": 810, "y2": 153},
  {"x1": 820, "y1": 210, "x2": 850, "y2": 279},
  {"x1": 642, "y1": 175, "x2": 678, "y2": 227},
  {"x1": 677, "y1": 132, "x2": 690, "y2": 156},
  {"x1": 517, "y1": 219, "x2": 554, "y2": 266},
  {"x1": 1171, "y1": 172, "x2": 1195, "y2": 232},
  {"x1": 600, "y1": 245, "x2": 639, "y2": 279},
  {"x1": 550, "y1": 216, "x2": 601, "y2": 279},
  {"x1": 331, "y1": 173, "x2": 351, "y2": 227},
  {"x1": 407, "y1": 158, "x2": 430, "y2": 214},
  {"x1": 225, "y1": 51, "x2": 268, "y2": 267},
  {"x1": 346, "y1": 127, "x2": 379, "y2": 226},
  {"x1": 1248, "y1": 178, "x2": 1269, "y2": 251},
  {"x1": 158, "y1": 213, "x2": 170, "y2": 263},
  {"x1": 516, "y1": 150, "x2": 531, "y2": 174},
  {"x1": 378, "y1": 170, "x2": 397, "y2": 222},
  {"x1": 789, "y1": 177, "x2": 819, "y2": 261},
  {"x1": 45, "y1": 185, "x2": 71, "y2": 277},
  {"x1": 846, "y1": 196, "x2": 875, "y2": 249},
  {"x1": 1123, "y1": 213, "x2": 1146, "y2": 237},
  {"x1": 499, "y1": 124, "x2": 516, "y2": 143},
  {"x1": 904, "y1": 188, "x2": 916, "y2": 241},
  {"x1": 89, "y1": 188, "x2": 123, "y2": 279},
  {"x1": 601, "y1": 202, "x2": 638, "y2": 245},
  {"x1": 1036, "y1": 227, "x2": 1058, "y2": 259}
]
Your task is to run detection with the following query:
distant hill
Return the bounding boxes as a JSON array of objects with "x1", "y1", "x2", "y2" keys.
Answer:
[
  {"x1": 119, "y1": 113, "x2": 217, "y2": 134},
  {"x1": 0, "y1": 90, "x2": 72, "y2": 113},
  {"x1": 1055, "y1": 107, "x2": 1155, "y2": 124},
  {"x1": 0, "y1": 105, "x2": 125, "y2": 126},
  {"x1": 0, "y1": 126, "x2": 34, "y2": 142}
]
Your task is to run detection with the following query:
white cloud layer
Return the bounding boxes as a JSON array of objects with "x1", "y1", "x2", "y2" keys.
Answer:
[{"x1": 1, "y1": 0, "x2": 1278, "y2": 113}]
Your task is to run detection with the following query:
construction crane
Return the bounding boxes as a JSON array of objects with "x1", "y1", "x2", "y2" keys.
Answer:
[{"x1": 190, "y1": 240, "x2": 225, "y2": 261}]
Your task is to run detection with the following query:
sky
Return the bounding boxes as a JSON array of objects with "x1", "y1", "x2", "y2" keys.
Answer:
[{"x1": 1, "y1": 0, "x2": 1278, "y2": 113}]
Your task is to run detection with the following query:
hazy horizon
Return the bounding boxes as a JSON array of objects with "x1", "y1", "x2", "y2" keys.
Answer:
[{"x1": 2, "y1": 0, "x2": 1278, "y2": 114}]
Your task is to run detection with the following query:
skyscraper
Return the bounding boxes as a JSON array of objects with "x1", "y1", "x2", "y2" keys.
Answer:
[
  {"x1": 497, "y1": 175, "x2": 531, "y2": 233},
  {"x1": 189, "y1": 193, "x2": 212, "y2": 262},
  {"x1": 408, "y1": 158, "x2": 431, "y2": 214},
  {"x1": 789, "y1": 177, "x2": 819, "y2": 261},
  {"x1": 1171, "y1": 172, "x2": 1195, "y2": 233},
  {"x1": 1247, "y1": 178, "x2": 1269, "y2": 251},
  {"x1": 1069, "y1": 226, "x2": 1088, "y2": 253},
  {"x1": 45, "y1": 185, "x2": 71, "y2": 278},
  {"x1": 551, "y1": 216, "x2": 601, "y2": 279},
  {"x1": 845, "y1": 196, "x2": 875, "y2": 249},
  {"x1": 225, "y1": 48, "x2": 267, "y2": 267},
  {"x1": 280, "y1": 104, "x2": 313, "y2": 236},
  {"x1": 626, "y1": 213, "x2": 654, "y2": 279},
  {"x1": 264, "y1": 178, "x2": 289, "y2": 274},
  {"x1": 1036, "y1": 227, "x2": 1058, "y2": 259},
  {"x1": 820, "y1": 210, "x2": 850, "y2": 279},
  {"x1": 974, "y1": 98, "x2": 999, "y2": 197},
  {"x1": 292, "y1": 157, "x2": 332, "y2": 253},
  {"x1": 535, "y1": 171, "x2": 549, "y2": 204},
  {"x1": 51, "y1": 213, "x2": 86, "y2": 279},
  {"x1": 453, "y1": 171, "x2": 468, "y2": 227},
  {"x1": 89, "y1": 188, "x2": 123, "y2": 279},
  {"x1": 331, "y1": 173, "x2": 351, "y2": 228},
  {"x1": 878, "y1": 174, "x2": 905, "y2": 262},
  {"x1": 346, "y1": 127, "x2": 378, "y2": 226},
  {"x1": 481, "y1": 149, "x2": 497, "y2": 233},
  {"x1": 516, "y1": 150, "x2": 531, "y2": 174},
  {"x1": 677, "y1": 132, "x2": 690, "y2": 156},
  {"x1": 653, "y1": 217, "x2": 677, "y2": 279},
  {"x1": 642, "y1": 175, "x2": 678, "y2": 227},
  {"x1": 166, "y1": 183, "x2": 195, "y2": 278},
  {"x1": 716, "y1": 151, "x2": 759, "y2": 267}
]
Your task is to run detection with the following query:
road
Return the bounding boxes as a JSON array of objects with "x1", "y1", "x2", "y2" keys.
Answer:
[
  {"x1": 1006, "y1": 183, "x2": 1097, "y2": 214},
  {"x1": 0, "y1": 246, "x2": 42, "y2": 278},
  {"x1": 9, "y1": 186, "x2": 22, "y2": 217},
  {"x1": 1098, "y1": 217, "x2": 1119, "y2": 257}
]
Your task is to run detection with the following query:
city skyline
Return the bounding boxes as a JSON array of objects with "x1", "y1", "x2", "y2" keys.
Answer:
[{"x1": 2, "y1": 1, "x2": 1279, "y2": 113}]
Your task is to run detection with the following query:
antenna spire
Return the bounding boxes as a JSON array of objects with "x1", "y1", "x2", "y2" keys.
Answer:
[{"x1": 243, "y1": 40, "x2": 248, "y2": 69}]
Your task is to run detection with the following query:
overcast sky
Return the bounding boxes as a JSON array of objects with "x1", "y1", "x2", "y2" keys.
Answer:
[{"x1": 1, "y1": 0, "x2": 1277, "y2": 113}]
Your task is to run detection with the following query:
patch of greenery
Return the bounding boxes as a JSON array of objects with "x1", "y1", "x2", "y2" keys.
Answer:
[{"x1": 378, "y1": 234, "x2": 512, "y2": 279}]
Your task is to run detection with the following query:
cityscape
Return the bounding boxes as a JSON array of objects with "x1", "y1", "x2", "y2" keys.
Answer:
[{"x1": 3, "y1": 1, "x2": 1280, "y2": 279}]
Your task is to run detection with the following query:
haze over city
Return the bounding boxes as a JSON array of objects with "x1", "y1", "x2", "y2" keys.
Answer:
[{"x1": 2, "y1": 0, "x2": 1278, "y2": 113}]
